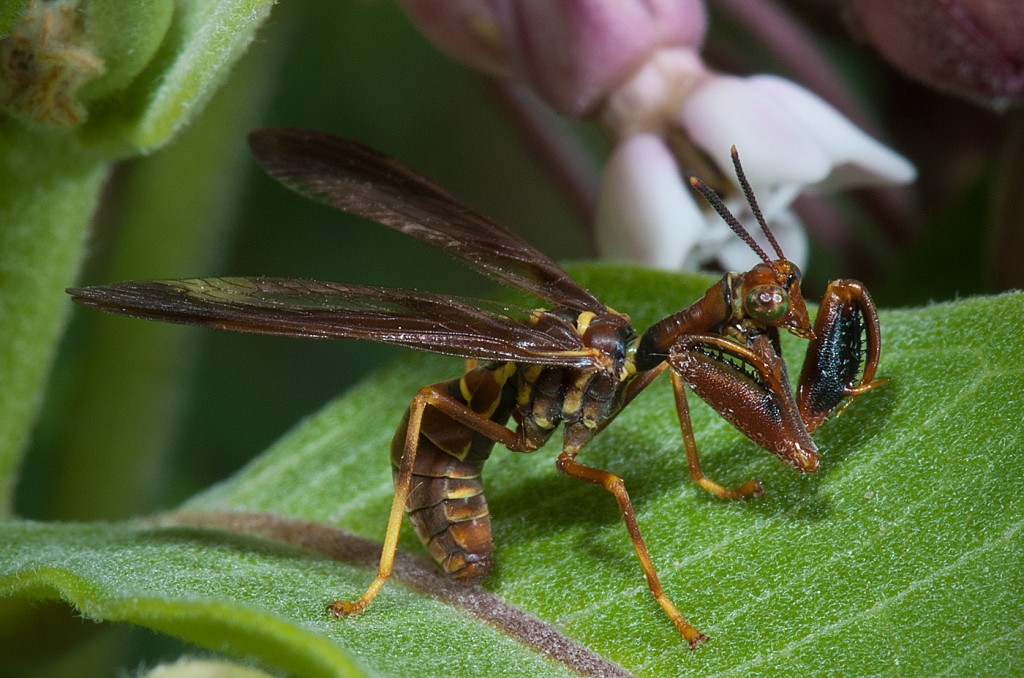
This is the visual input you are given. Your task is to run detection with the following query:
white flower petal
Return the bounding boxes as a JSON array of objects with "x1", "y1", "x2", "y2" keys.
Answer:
[
  {"x1": 749, "y1": 74, "x2": 917, "y2": 186},
  {"x1": 595, "y1": 134, "x2": 704, "y2": 269},
  {"x1": 679, "y1": 75, "x2": 832, "y2": 187}
]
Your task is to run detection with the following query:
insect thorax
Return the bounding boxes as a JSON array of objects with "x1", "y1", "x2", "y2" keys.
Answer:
[{"x1": 505, "y1": 362, "x2": 629, "y2": 453}]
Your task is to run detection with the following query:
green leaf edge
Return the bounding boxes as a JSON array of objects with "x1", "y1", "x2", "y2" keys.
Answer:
[{"x1": 2, "y1": 548, "x2": 368, "y2": 677}]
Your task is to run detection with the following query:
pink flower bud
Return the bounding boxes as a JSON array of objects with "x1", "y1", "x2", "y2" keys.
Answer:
[
  {"x1": 399, "y1": 0, "x2": 707, "y2": 116},
  {"x1": 849, "y1": 0, "x2": 1024, "y2": 109}
]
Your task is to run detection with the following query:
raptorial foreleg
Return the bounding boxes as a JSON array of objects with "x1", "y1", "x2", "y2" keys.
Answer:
[{"x1": 797, "y1": 280, "x2": 887, "y2": 432}]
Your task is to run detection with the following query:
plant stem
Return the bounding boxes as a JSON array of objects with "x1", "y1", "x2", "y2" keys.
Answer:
[{"x1": 0, "y1": 130, "x2": 109, "y2": 515}]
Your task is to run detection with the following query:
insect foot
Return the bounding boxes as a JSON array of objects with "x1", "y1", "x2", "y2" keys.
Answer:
[
  {"x1": 326, "y1": 599, "x2": 363, "y2": 618},
  {"x1": 677, "y1": 621, "x2": 709, "y2": 650}
]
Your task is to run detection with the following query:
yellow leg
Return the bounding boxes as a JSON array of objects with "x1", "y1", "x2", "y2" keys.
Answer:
[
  {"x1": 670, "y1": 371, "x2": 764, "y2": 500},
  {"x1": 328, "y1": 382, "x2": 536, "y2": 618},
  {"x1": 556, "y1": 449, "x2": 708, "y2": 649},
  {"x1": 327, "y1": 386, "x2": 433, "y2": 617}
]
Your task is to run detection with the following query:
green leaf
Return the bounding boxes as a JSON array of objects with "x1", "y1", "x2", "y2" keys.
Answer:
[
  {"x1": 0, "y1": 0, "x2": 28, "y2": 35},
  {"x1": 115, "y1": 0, "x2": 278, "y2": 151},
  {"x1": 2, "y1": 266, "x2": 1023, "y2": 675},
  {"x1": 77, "y1": 0, "x2": 175, "y2": 103}
]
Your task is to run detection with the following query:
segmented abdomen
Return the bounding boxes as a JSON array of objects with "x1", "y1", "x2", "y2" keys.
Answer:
[{"x1": 390, "y1": 363, "x2": 516, "y2": 583}]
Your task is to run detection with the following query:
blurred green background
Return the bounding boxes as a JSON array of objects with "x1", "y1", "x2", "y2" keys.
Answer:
[{"x1": 21, "y1": 1, "x2": 595, "y2": 520}]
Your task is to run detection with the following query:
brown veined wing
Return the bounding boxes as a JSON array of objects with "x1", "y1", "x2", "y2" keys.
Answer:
[
  {"x1": 248, "y1": 128, "x2": 606, "y2": 314},
  {"x1": 68, "y1": 277, "x2": 604, "y2": 368}
]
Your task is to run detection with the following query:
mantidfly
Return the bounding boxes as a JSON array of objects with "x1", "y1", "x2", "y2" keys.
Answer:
[{"x1": 69, "y1": 128, "x2": 886, "y2": 648}]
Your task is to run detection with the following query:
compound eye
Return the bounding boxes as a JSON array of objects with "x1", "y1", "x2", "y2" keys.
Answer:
[{"x1": 745, "y1": 285, "x2": 789, "y2": 322}]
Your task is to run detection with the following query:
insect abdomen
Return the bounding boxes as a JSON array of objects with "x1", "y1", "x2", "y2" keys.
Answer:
[{"x1": 390, "y1": 364, "x2": 516, "y2": 583}]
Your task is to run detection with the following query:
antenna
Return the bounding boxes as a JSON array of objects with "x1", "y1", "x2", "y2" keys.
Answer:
[
  {"x1": 729, "y1": 145, "x2": 785, "y2": 260},
  {"x1": 687, "y1": 175, "x2": 776, "y2": 271}
]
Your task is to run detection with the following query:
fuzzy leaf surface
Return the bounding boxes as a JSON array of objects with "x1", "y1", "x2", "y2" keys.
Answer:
[{"x1": 3, "y1": 266, "x2": 1022, "y2": 676}]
